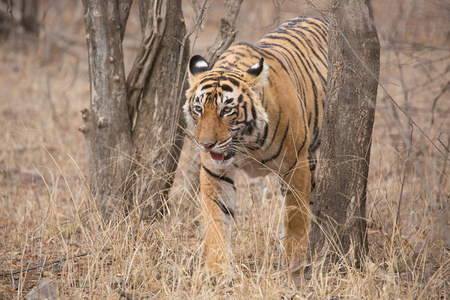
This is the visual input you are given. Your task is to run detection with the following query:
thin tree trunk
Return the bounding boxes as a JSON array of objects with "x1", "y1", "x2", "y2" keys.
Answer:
[
  {"x1": 81, "y1": 0, "x2": 133, "y2": 221},
  {"x1": 128, "y1": 0, "x2": 189, "y2": 220},
  {"x1": 309, "y1": 0, "x2": 380, "y2": 268}
]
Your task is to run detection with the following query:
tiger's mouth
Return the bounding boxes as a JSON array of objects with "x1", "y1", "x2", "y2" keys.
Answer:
[
  {"x1": 209, "y1": 150, "x2": 235, "y2": 162},
  {"x1": 210, "y1": 151, "x2": 225, "y2": 161}
]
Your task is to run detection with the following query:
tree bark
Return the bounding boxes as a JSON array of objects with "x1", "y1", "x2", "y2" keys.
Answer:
[
  {"x1": 81, "y1": 0, "x2": 133, "y2": 221},
  {"x1": 81, "y1": 0, "x2": 191, "y2": 221},
  {"x1": 81, "y1": 0, "x2": 190, "y2": 222},
  {"x1": 309, "y1": 0, "x2": 380, "y2": 268},
  {"x1": 118, "y1": 0, "x2": 132, "y2": 41},
  {"x1": 128, "y1": 0, "x2": 189, "y2": 220}
]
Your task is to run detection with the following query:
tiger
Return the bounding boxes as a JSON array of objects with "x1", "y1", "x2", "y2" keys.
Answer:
[{"x1": 184, "y1": 16, "x2": 328, "y2": 273}]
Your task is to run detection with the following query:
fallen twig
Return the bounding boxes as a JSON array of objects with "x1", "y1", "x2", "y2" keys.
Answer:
[
  {"x1": 0, "y1": 247, "x2": 111, "y2": 277},
  {"x1": 118, "y1": 290, "x2": 158, "y2": 300}
]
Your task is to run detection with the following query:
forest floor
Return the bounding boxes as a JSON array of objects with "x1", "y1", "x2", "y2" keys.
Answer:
[{"x1": 0, "y1": 0, "x2": 448, "y2": 299}]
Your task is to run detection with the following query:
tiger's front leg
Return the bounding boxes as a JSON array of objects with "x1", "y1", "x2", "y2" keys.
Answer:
[
  {"x1": 199, "y1": 163, "x2": 236, "y2": 274},
  {"x1": 281, "y1": 155, "x2": 311, "y2": 270}
]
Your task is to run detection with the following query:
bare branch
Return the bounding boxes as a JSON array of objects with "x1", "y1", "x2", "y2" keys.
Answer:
[
  {"x1": 174, "y1": 0, "x2": 210, "y2": 101},
  {"x1": 431, "y1": 81, "x2": 449, "y2": 125},
  {"x1": 127, "y1": 0, "x2": 168, "y2": 131},
  {"x1": 171, "y1": 0, "x2": 210, "y2": 147},
  {"x1": 0, "y1": 248, "x2": 111, "y2": 277},
  {"x1": 204, "y1": 0, "x2": 244, "y2": 66}
]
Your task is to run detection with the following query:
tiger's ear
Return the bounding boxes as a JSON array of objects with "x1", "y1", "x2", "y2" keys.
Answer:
[
  {"x1": 245, "y1": 58, "x2": 269, "y2": 88},
  {"x1": 189, "y1": 55, "x2": 210, "y2": 83}
]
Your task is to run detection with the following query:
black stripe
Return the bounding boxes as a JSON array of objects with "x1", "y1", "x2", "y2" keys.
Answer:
[
  {"x1": 198, "y1": 75, "x2": 219, "y2": 85},
  {"x1": 264, "y1": 19, "x2": 328, "y2": 89},
  {"x1": 304, "y1": 24, "x2": 328, "y2": 44},
  {"x1": 250, "y1": 97, "x2": 257, "y2": 119},
  {"x1": 284, "y1": 100, "x2": 309, "y2": 174},
  {"x1": 264, "y1": 109, "x2": 282, "y2": 151},
  {"x1": 313, "y1": 84, "x2": 319, "y2": 140},
  {"x1": 222, "y1": 76, "x2": 241, "y2": 87},
  {"x1": 201, "y1": 84, "x2": 214, "y2": 90},
  {"x1": 239, "y1": 42, "x2": 284, "y2": 76},
  {"x1": 202, "y1": 165, "x2": 235, "y2": 188},
  {"x1": 287, "y1": 30, "x2": 323, "y2": 74},
  {"x1": 201, "y1": 165, "x2": 235, "y2": 218},
  {"x1": 296, "y1": 30, "x2": 328, "y2": 80},
  {"x1": 197, "y1": 73, "x2": 243, "y2": 89},
  {"x1": 261, "y1": 121, "x2": 289, "y2": 164},
  {"x1": 224, "y1": 98, "x2": 234, "y2": 105},
  {"x1": 299, "y1": 29, "x2": 328, "y2": 71},
  {"x1": 221, "y1": 84, "x2": 233, "y2": 92},
  {"x1": 284, "y1": 135, "x2": 307, "y2": 175},
  {"x1": 241, "y1": 101, "x2": 248, "y2": 124},
  {"x1": 212, "y1": 197, "x2": 235, "y2": 218},
  {"x1": 262, "y1": 33, "x2": 317, "y2": 99},
  {"x1": 257, "y1": 40, "x2": 305, "y2": 93},
  {"x1": 277, "y1": 29, "x2": 326, "y2": 110},
  {"x1": 258, "y1": 122, "x2": 269, "y2": 147}
]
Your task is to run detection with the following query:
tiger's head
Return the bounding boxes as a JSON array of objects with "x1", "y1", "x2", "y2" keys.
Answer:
[{"x1": 184, "y1": 55, "x2": 269, "y2": 164}]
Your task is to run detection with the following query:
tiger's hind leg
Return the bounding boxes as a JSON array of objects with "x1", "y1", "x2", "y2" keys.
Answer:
[
  {"x1": 199, "y1": 164, "x2": 236, "y2": 274},
  {"x1": 281, "y1": 156, "x2": 311, "y2": 270}
]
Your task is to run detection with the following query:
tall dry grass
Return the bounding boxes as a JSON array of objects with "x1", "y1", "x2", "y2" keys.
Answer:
[{"x1": 0, "y1": 0, "x2": 448, "y2": 299}]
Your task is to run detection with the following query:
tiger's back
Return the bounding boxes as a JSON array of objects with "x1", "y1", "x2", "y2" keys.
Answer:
[
  {"x1": 214, "y1": 16, "x2": 328, "y2": 155},
  {"x1": 184, "y1": 16, "x2": 328, "y2": 273}
]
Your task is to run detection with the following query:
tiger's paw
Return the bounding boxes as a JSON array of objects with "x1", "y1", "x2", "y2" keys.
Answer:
[
  {"x1": 281, "y1": 235, "x2": 308, "y2": 275},
  {"x1": 196, "y1": 264, "x2": 237, "y2": 287}
]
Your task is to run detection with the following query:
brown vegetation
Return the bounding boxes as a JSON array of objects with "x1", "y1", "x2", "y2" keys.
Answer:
[{"x1": 0, "y1": 0, "x2": 448, "y2": 298}]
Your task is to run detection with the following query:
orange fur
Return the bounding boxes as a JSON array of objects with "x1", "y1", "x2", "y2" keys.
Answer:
[{"x1": 184, "y1": 16, "x2": 328, "y2": 272}]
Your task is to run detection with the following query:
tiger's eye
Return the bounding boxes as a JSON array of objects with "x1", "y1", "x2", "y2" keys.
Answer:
[
  {"x1": 194, "y1": 106, "x2": 202, "y2": 114},
  {"x1": 222, "y1": 107, "x2": 232, "y2": 114}
]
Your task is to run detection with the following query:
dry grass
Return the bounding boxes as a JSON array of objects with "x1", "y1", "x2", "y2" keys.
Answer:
[{"x1": 0, "y1": 0, "x2": 448, "y2": 299}]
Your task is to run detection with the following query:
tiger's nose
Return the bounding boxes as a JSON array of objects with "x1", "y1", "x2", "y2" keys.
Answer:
[{"x1": 200, "y1": 142, "x2": 215, "y2": 149}]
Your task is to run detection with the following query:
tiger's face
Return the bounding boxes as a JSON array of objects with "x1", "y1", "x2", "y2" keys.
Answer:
[{"x1": 184, "y1": 55, "x2": 269, "y2": 164}]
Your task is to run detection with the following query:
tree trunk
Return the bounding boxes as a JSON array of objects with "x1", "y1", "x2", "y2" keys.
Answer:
[
  {"x1": 0, "y1": 1, "x2": 13, "y2": 40},
  {"x1": 309, "y1": 0, "x2": 380, "y2": 268},
  {"x1": 21, "y1": 0, "x2": 39, "y2": 34},
  {"x1": 128, "y1": 0, "x2": 189, "y2": 220},
  {"x1": 81, "y1": 0, "x2": 133, "y2": 221}
]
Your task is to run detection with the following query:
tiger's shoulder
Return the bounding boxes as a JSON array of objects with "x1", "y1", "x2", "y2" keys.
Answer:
[{"x1": 213, "y1": 16, "x2": 328, "y2": 75}]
